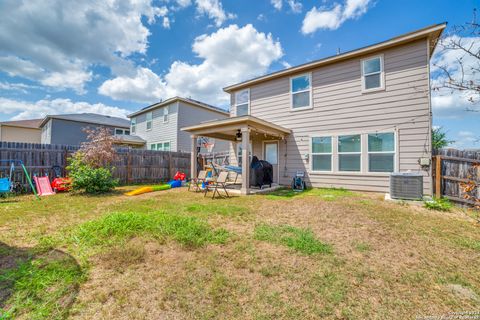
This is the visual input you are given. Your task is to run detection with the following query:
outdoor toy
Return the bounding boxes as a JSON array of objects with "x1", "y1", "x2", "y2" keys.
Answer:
[
  {"x1": 291, "y1": 171, "x2": 306, "y2": 192},
  {"x1": 124, "y1": 172, "x2": 186, "y2": 196},
  {"x1": 50, "y1": 165, "x2": 72, "y2": 192},
  {"x1": 0, "y1": 159, "x2": 38, "y2": 198},
  {"x1": 34, "y1": 176, "x2": 56, "y2": 196}
]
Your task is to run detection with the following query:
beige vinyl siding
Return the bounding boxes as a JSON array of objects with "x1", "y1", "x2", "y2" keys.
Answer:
[
  {"x1": 177, "y1": 101, "x2": 229, "y2": 153},
  {"x1": 0, "y1": 125, "x2": 41, "y2": 143},
  {"x1": 134, "y1": 102, "x2": 179, "y2": 151},
  {"x1": 238, "y1": 39, "x2": 432, "y2": 194}
]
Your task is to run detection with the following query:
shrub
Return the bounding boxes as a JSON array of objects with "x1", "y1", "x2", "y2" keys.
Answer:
[
  {"x1": 67, "y1": 152, "x2": 118, "y2": 194},
  {"x1": 423, "y1": 197, "x2": 453, "y2": 211}
]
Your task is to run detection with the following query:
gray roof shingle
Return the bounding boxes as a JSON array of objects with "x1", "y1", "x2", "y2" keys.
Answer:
[{"x1": 40, "y1": 113, "x2": 129, "y2": 128}]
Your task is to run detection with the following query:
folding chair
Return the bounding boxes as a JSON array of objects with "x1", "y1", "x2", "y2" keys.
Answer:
[
  {"x1": 188, "y1": 170, "x2": 207, "y2": 192},
  {"x1": 204, "y1": 171, "x2": 230, "y2": 199}
]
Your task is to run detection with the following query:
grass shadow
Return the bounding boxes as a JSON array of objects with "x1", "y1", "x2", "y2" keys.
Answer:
[{"x1": 0, "y1": 242, "x2": 83, "y2": 319}]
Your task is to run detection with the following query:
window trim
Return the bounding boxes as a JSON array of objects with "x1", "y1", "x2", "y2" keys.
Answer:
[
  {"x1": 235, "y1": 88, "x2": 250, "y2": 116},
  {"x1": 150, "y1": 141, "x2": 171, "y2": 151},
  {"x1": 162, "y1": 106, "x2": 169, "y2": 123},
  {"x1": 307, "y1": 130, "x2": 398, "y2": 176},
  {"x1": 337, "y1": 134, "x2": 362, "y2": 173},
  {"x1": 367, "y1": 131, "x2": 397, "y2": 173},
  {"x1": 361, "y1": 54, "x2": 385, "y2": 93},
  {"x1": 114, "y1": 128, "x2": 130, "y2": 136},
  {"x1": 310, "y1": 136, "x2": 333, "y2": 173},
  {"x1": 130, "y1": 117, "x2": 136, "y2": 134},
  {"x1": 290, "y1": 72, "x2": 313, "y2": 111},
  {"x1": 146, "y1": 111, "x2": 153, "y2": 131}
]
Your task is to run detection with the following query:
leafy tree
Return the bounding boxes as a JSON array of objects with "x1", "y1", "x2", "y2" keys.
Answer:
[
  {"x1": 432, "y1": 127, "x2": 454, "y2": 150},
  {"x1": 67, "y1": 127, "x2": 118, "y2": 194}
]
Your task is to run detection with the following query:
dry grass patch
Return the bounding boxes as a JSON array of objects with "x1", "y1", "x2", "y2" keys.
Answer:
[{"x1": 1, "y1": 187, "x2": 479, "y2": 319}]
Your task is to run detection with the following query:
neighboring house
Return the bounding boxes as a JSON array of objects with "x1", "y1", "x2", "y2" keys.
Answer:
[
  {"x1": 183, "y1": 23, "x2": 447, "y2": 195},
  {"x1": 128, "y1": 96, "x2": 229, "y2": 153},
  {"x1": 39, "y1": 113, "x2": 144, "y2": 147},
  {"x1": 0, "y1": 119, "x2": 42, "y2": 143}
]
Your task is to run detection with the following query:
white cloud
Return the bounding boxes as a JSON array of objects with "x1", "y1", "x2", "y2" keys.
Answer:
[
  {"x1": 281, "y1": 61, "x2": 292, "y2": 69},
  {"x1": 163, "y1": 16, "x2": 171, "y2": 29},
  {"x1": 195, "y1": 0, "x2": 236, "y2": 27},
  {"x1": 450, "y1": 130, "x2": 479, "y2": 149},
  {"x1": 175, "y1": 0, "x2": 192, "y2": 8},
  {"x1": 0, "y1": 97, "x2": 130, "y2": 120},
  {"x1": 270, "y1": 0, "x2": 302, "y2": 13},
  {"x1": 0, "y1": 82, "x2": 41, "y2": 94},
  {"x1": 99, "y1": 67, "x2": 172, "y2": 103},
  {"x1": 99, "y1": 24, "x2": 283, "y2": 105},
  {"x1": 287, "y1": 0, "x2": 302, "y2": 13},
  {"x1": 301, "y1": 0, "x2": 371, "y2": 34},
  {"x1": 271, "y1": 0, "x2": 282, "y2": 10},
  {"x1": 0, "y1": 0, "x2": 169, "y2": 93}
]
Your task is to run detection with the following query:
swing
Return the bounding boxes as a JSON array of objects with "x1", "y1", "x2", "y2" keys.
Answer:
[{"x1": 0, "y1": 162, "x2": 14, "y2": 193}]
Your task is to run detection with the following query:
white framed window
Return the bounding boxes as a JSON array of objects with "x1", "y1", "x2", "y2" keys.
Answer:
[
  {"x1": 311, "y1": 136, "x2": 332, "y2": 172},
  {"x1": 131, "y1": 117, "x2": 136, "y2": 134},
  {"x1": 114, "y1": 128, "x2": 130, "y2": 136},
  {"x1": 163, "y1": 106, "x2": 169, "y2": 123},
  {"x1": 146, "y1": 112, "x2": 153, "y2": 131},
  {"x1": 368, "y1": 132, "x2": 395, "y2": 172},
  {"x1": 150, "y1": 141, "x2": 171, "y2": 151},
  {"x1": 338, "y1": 134, "x2": 361, "y2": 172},
  {"x1": 235, "y1": 89, "x2": 249, "y2": 116},
  {"x1": 290, "y1": 73, "x2": 312, "y2": 110},
  {"x1": 361, "y1": 55, "x2": 384, "y2": 92}
]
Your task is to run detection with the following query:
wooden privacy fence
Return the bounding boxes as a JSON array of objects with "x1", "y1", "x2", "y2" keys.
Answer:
[
  {"x1": 0, "y1": 141, "x2": 191, "y2": 187},
  {"x1": 433, "y1": 148, "x2": 480, "y2": 206}
]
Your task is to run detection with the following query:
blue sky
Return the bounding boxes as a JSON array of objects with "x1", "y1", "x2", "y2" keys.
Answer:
[{"x1": 0, "y1": 0, "x2": 478, "y2": 148}]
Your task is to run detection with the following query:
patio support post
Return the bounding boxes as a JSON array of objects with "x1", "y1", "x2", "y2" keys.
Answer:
[
  {"x1": 190, "y1": 135, "x2": 197, "y2": 180},
  {"x1": 241, "y1": 127, "x2": 250, "y2": 195}
]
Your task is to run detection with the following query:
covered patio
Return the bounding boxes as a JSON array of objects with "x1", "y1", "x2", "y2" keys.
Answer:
[{"x1": 182, "y1": 115, "x2": 291, "y2": 195}]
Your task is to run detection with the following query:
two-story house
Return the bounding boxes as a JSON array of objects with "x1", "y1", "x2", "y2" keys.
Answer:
[
  {"x1": 128, "y1": 96, "x2": 229, "y2": 153},
  {"x1": 183, "y1": 23, "x2": 446, "y2": 195}
]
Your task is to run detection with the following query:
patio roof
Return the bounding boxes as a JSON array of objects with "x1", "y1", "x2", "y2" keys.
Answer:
[{"x1": 181, "y1": 115, "x2": 291, "y2": 141}]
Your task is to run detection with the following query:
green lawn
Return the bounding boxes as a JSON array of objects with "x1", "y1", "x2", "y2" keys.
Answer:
[{"x1": 0, "y1": 187, "x2": 479, "y2": 319}]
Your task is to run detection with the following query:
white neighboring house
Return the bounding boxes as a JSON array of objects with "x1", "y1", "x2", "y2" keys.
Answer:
[{"x1": 128, "y1": 97, "x2": 229, "y2": 153}]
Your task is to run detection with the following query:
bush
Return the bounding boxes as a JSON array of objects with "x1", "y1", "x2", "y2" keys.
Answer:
[
  {"x1": 423, "y1": 197, "x2": 453, "y2": 211},
  {"x1": 67, "y1": 153, "x2": 118, "y2": 194}
]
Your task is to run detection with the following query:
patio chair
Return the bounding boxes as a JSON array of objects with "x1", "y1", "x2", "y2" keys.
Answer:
[
  {"x1": 188, "y1": 170, "x2": 207, "y2": 192},
  {"x1": 204, "y1": 171, "x2": 230, "y2": 199}
]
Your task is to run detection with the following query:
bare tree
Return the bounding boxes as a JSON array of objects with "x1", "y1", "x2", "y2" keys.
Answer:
[{"x1": 433, "y1": 9, "x2": 480, "y2": 111}]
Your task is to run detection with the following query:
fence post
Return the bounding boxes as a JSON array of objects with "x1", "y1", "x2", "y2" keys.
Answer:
[
  {"x1": 127, "y1": 152, "x2": 132, "y2": 184},
  {"x1": 168, "y1": 152, "x2": 173, "y2": 179},
  {"x1": 435, "y1": 155, "x2": 442, "y2": 197}
]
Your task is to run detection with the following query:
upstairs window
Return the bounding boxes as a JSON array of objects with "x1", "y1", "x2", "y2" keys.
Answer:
[
  {"x1": 131, "y1": 117, "x2": 136, "y2": 134},
  {"x1": 338, "y1": 134, "x2": 361, "y2": 172},
  {"x1": 114, "y1": 128, "x2": 130, "y2": 136},
  {"x1": 368, "y1": 133, "x2": 395, "y2": 172},
  {"x1": 163, "y1": 106, "x2": 169, "y2": 123},
  {"x1": 291, "y1": 74, "x2": 311, "y2": 110},
  {"x1": 362, "y1": 55, "x2": 384, "y2": 91},
  {"x1": 146, "y1": 112, "x2": 153, "y2": 131},
  {"x1": 311, "y1": 137, "x2": 332, "y2": 172},
  {"x1": 235, "y1": 89, "x2": 249, "y2": 116}
]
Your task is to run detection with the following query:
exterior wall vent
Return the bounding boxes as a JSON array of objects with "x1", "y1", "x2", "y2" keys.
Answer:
[{"x1": 390, "y1": 172, "x2": 423, "y2": 200}]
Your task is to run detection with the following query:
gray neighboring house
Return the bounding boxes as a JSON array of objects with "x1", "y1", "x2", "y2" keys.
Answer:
[
  {"x1": 40, "y1": 113, "x2": 145, "y2": 147},
  {"x1": 128, "y1": 97, "x2": 229, "y2": 153}
]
